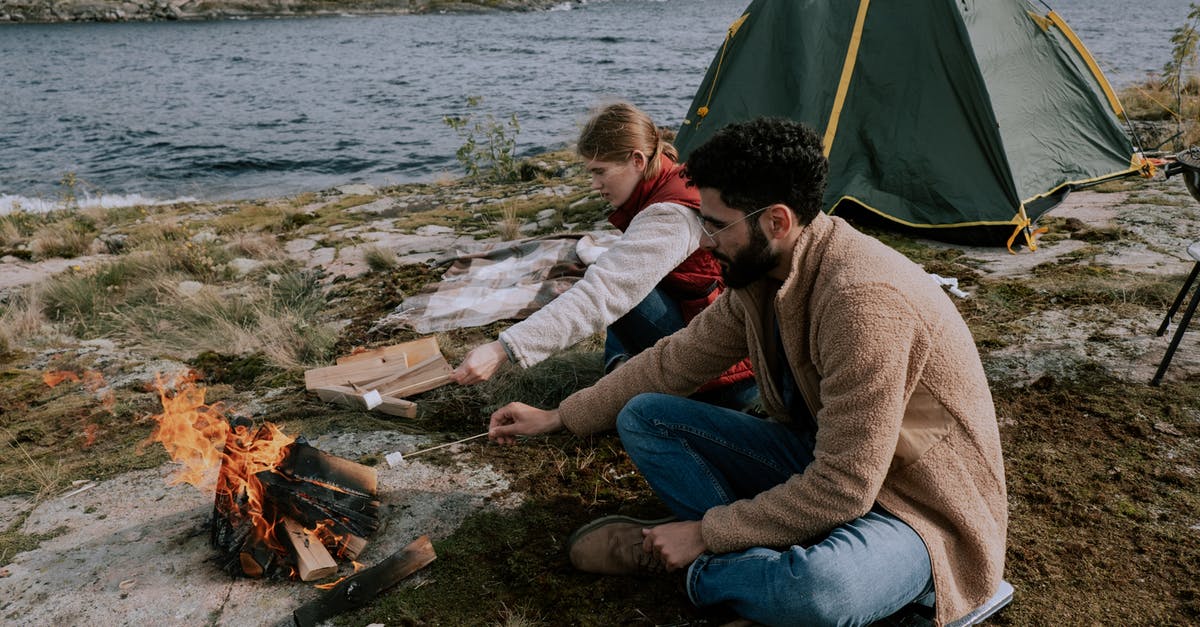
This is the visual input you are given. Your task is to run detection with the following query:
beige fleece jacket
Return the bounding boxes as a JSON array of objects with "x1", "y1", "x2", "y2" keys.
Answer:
[{"x1": 558, "y1": 212, "x2": 1006, "y2": 626}]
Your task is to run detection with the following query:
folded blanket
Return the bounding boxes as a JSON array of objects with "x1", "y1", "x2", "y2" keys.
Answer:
[{"x1": 372, "y1": 232, "x2": 618, "y2": 334}]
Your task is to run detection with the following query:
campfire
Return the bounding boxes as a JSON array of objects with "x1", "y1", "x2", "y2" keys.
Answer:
[{"x1": 146, "y1": 373, "x2": 380, "y2": 582}]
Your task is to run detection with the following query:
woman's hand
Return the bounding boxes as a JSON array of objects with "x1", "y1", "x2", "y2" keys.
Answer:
[
  {"x1": 452, "y1": 341, "x2": 509, "y2": 385},
  {"x1": 488, "y1": 402, "x2": 563, "y2": 444}
]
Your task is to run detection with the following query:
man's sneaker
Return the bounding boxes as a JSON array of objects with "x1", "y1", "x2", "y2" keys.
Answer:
[{"x1": 566, "y1": 514, "x2": 676, "y2": 575}]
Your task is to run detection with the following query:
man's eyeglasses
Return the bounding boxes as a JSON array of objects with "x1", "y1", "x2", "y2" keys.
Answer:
[{"x1": 696, "y1": 205, "x2": 771, "y2": 240}]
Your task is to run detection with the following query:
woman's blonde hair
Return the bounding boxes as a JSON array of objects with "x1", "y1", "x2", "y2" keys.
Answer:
[{"x1": 577, "y1": 102, "x2": 678, "y2": 180}]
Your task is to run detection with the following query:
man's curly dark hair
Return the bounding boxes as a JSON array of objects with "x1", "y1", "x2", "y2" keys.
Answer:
[{"x1": 684, "y1": 117, "x2": 828, "y2": 225}]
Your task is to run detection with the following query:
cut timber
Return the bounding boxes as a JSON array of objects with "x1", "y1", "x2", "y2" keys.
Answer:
[
  {"x1": 282, "y1": 518, "x2": 338, "y2": 582},
  {"x1": 280, "y1": 442, "x2": 378, "y2": 496},
  {"x1": 336, "y1": 336, "x2": 440, "y2": 366},
  {"x1": 306, "y1": 337, "x2": 452, "y2": 402},
  {"x1": 312, "y1": 385, "x2": 383, "y2": 411},
  {"x1": 292, "y1": 535, "x2": 437, "y2": 627},
  {"x1": 373, "y1": 354, "x2": 453, "y2": 399},
  {"x1": 338, "y1": 534, "x2": 368, "y2": 560},
  {"x1": 304, "y1": 357, "x2": 406, "y2": 391},
  {"x1": 376, "y1": 395, "x2": 417, "y2": 419}
]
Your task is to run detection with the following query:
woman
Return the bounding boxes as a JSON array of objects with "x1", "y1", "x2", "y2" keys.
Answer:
[{"x1": 451, "y1": 102, "x2": 753, "y2": 407}]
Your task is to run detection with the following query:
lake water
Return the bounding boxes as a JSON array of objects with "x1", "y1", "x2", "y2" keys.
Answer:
[{"x1": 0, "y1": 0, "x2": 1190, "y2": 210}]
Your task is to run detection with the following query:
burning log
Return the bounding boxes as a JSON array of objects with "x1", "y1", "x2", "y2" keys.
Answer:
[
  {"x1": 281, "y1": 518, "x2": 338, "y2": 582},
  {"x1": 208, "y1": 423, "x2": 380, "y2": 578},
  {"x1": 148, "y1": 373, "x2": 385, "y2": 582},
  {"x1": 292, "y1": 535, "x2": 437, "y2": 627}
]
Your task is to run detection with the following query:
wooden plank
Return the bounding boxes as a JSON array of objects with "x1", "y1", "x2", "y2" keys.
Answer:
[
  {"x1": 313, "y1": 385, "x2": 382, "y2": 411},
  {"x1": 282, "y1": 518, "x2": 338, "y2": 582},
  {"x1": 373, "y1": 353, "x2": 453, "y2": 398},
  {"x1": 304, "y1": 357, "x2": 408, "y2": 391},
  {"x1": 292, "y1": 535, "x2": 437, "y2": 627},
  {"x1": 375, "y1": 396, "x2": 418, "y2": 419},
  {"x1": 356, "y1": 353, "x2": 445, "y2": 391},
  {"x1": 335, "y1": 337, "x2": 440, "y2": 366}
]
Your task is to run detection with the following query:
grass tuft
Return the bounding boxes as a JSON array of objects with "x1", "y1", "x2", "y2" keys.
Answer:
[
  {"x1": 495, "y1": 203, "x2": 522, "y2": 241},
  {"x1": 363, "y1": 244, "x2": 400, "y2": 272}
]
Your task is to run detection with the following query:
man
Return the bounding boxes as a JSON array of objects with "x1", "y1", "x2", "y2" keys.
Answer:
[{"x1": 487, "y1": 118, "x2": 1006, "y2": 626}]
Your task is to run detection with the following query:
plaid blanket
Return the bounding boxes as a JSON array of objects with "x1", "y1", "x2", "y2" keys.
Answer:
[{"x1": 373, "y1": 232, "x2": 619, "y2": 334}]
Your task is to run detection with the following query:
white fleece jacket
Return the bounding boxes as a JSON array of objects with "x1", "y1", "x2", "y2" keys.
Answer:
[{"x1": 498, "y1": 201, "x2": 703, "y2": 368}]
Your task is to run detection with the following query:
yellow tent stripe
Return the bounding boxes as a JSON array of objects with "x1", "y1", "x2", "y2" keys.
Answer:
[
  {"x1": 1047, "y1": 11, "x2": 1124, "y2": 117},
  {"x1": 823, "y1": 0, "x2": 871, "y2": 158}
]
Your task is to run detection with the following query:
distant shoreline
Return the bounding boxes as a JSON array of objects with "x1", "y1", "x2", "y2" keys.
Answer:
[{"x1": 0, "y1": 0, "x2": 572, "y2": 23}]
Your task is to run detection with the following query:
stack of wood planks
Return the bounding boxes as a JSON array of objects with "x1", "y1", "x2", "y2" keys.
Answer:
[{"x1": 304, "y1": 337, "x2": 453, "y2": 418}]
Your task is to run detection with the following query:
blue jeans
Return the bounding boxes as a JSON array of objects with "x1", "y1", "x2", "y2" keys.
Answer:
[
  {"x1": 616, "y1": 393, "x2": 934, "y2": 627},
  {"x1": 606, "y1": 288, "x2": 758, "y2": 411}
]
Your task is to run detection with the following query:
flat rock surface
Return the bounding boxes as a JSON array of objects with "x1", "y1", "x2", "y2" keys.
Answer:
[{"x1": 0, "y1": 431, "x2": 519, "y2": 626}]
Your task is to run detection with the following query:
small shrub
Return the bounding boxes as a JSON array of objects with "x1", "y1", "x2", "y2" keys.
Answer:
[{"x1": 444, "y1": 96, "x2": 522, "y2": 182}]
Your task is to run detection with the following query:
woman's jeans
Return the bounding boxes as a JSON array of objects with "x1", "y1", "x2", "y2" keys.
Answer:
[
  {"x1": 616, "y1": 392, "x2": 935, "y2": 627},
  {"x1": 605, "y1": 287, "x2": 757, "y2": 411}
]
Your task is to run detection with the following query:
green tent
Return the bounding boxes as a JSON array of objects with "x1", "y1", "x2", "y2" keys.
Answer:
[{"x1": 675, "y1": 0, "x2": 1147, "y2": 248}]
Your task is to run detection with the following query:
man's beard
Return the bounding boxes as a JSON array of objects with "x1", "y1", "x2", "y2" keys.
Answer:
[{"x1": 713, "y1": 221, "x2": 778, "y2": 289}]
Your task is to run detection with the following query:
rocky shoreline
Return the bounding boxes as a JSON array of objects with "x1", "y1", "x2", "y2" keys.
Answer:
[{"x1": 0, "y1": 0, "x2": 571, "y2": 23}]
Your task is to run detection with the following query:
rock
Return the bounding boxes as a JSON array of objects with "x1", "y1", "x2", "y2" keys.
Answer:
[
  {"x1": 227, "y1": 257, "x2": 263, "y2": 277},
  {"x1": 535, "y1": 209, "x2": 556, "y2": 222},
  {"x1": 175, "y1": 280, "x2": 204, "y2": 298},
  {"x1": 190, "y1": 230, "x2": 218, "y2": 244},
  {"x1": 346, "y1": 198, "x2": 397, "y2": 215},
  {"x1": 284, "y1": 238, "x2": 317, "y2": 255},
  {"x1": 335, "y1": 184, "x2": 376, "y2": 196},
  {"x1": 518, "y1": 222, "x2": 539, "y2": 235},
  {"x1": 415, "y1": 225, "x2": 455, "y2": 236}
]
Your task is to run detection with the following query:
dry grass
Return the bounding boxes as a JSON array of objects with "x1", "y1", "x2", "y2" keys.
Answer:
[
  {"x1": 363, "y1": 244, "x2": 399, "y2": 272},
  {"x1": 107, "y1": 271, "x2": 337, "y2": 371},
  {"x1": 496, "y1": 203, "x2": 522, "y2": 241},
  {"x1": 0, "y1": 218, "x2": 23, "y2": 248},
  {"x1": 1118, "y1": 78, "x2": 1200, "y2": 149},
  {"x1": 225, "y1": 231, "x2": 284, "y2": 260},
  {"x1": 0, "y1": 429, "x2": 64, "y2": 503},
  {"x1": 0, "y1": 289, "x2": 55, "y2": 350},
  {"x1": 29, "y1": 222, "x2": 94, "y2": 260}
]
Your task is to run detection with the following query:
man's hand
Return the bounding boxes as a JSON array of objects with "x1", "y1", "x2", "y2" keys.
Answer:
[
  {"x1": 488, "y1": 402, "x2": 563, "y2": 444},
  {"x1": 642, "y1": 520, "x2": 706, "y2": 571},
  {"x1": 452, "y1": 341, "x2": 509, "y2": 385}
]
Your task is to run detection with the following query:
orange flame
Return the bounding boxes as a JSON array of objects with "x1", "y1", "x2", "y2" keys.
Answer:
[{"x1": 146, "y1": 373, "x2": 296, "y2": 554}]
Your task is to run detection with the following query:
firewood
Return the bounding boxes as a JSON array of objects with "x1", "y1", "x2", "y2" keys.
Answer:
[
  {"x1": 257, "y1": 470, "x2": 380, "y2": 538},
  {"x1": 375, "y1": 395, "x2": 418, "y2": 418},
  {"x1": 356, "y1": 353, "x2": 444, "y2": 390},
  {"x1": 280, "y1": 442, "x2": 377, "y2": 496},
  {"x1": 307, "y1": 337, "x2": 451, "y2": 396},
  {"x1": 304, "y1": 357, "x2": 407, "y2": 391},
  {"x1": 281, "y1": 518, "x2": 338, "y2": 582},
  {"x1": 335, "y1": 336, "x2": 440, "y2": 366},
  {"x1": 239, "y1": 539, "x2": 275, "y2": 578},
  {"x1": 292, "y1": 535, "x2": 437, "y2": 627},
  {"x1": 312, "y1": 385, "x2": 383, "y2": 411},
  {"x1": 338, "y1": 534, "x2": 368, "y2": 560}
]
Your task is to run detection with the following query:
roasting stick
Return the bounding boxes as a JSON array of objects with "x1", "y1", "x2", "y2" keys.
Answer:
[{"x1": 385, "y1": 432, "x2": 489, "y2": 467}]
